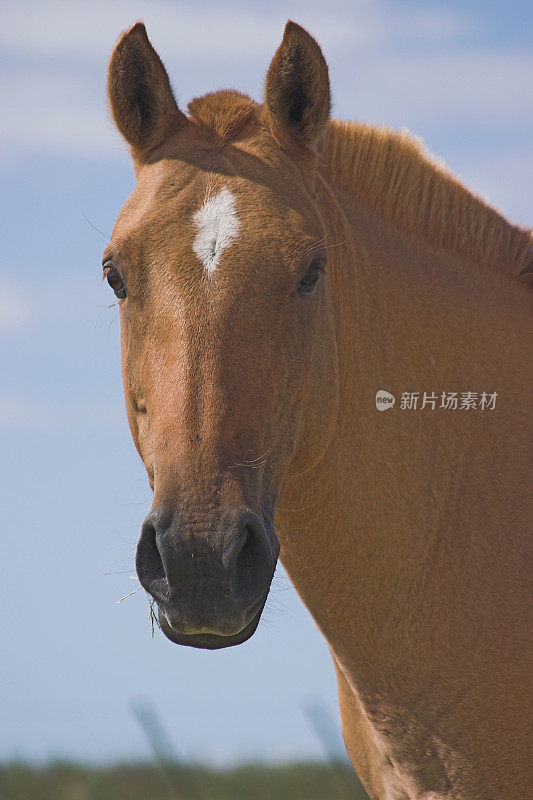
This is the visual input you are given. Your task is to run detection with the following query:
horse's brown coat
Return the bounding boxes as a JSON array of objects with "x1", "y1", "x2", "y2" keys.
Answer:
[{"x1": 106, "y1": 21, "x2": 532, "y2": 799}]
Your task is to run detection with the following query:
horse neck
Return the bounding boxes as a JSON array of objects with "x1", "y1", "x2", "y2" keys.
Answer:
[{"x1": 277, "y1": 143, "x2": 531, "y2": 688}]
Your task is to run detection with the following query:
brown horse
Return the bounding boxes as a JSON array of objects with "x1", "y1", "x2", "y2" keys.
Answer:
[{"x1": 105, "y1": 21, "x2": 532, "y2": 800}]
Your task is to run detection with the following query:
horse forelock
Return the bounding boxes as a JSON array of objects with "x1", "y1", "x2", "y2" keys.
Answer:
[{"x1": 187, "y1": 90, "x2": 261, "y2": 145}]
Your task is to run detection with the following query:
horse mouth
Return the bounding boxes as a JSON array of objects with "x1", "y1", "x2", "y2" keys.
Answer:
[{"x1": 157, "y1": 599, "x2": 266, "y2": 650}]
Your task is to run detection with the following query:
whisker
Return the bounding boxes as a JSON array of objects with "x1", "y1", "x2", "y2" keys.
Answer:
[
  {"x1": 242, "y1": 448, "x2": 271, "y2": 464},
  {"x1": 228, "y1": 462, "x2": 268, "y2": 470},
  {"x1": 82, "y1": 213, "x2": 110, "y2": 241},
  {"x1": 106, "y1": 311, "x2": 119, "y2": 333},
  {"x1": 325, "y1": 238, "x2": 347, "y2": 250},
  {"x1": 104, "y1": 569, "x2": 135, "y2": 575},
  {"x1": 117, "y1": 586, "x2": 142, "y2": 603},
  {"x1": 149, "y1": 597, "x2": 160, "y2": 637}
]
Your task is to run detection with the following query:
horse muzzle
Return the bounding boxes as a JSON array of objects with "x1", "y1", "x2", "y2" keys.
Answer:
[{"x1": 135, "y1": 506, "x2": 279, "y2": 649}]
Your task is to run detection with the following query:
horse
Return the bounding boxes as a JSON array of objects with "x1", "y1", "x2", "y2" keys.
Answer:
[{"x1": 104, "y1": 21, "x2": 532, "y2": 800}]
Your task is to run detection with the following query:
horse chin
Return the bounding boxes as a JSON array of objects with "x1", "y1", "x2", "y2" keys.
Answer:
[{"x1": 157, "y1": 602, "x2": 265, "y2": 650}]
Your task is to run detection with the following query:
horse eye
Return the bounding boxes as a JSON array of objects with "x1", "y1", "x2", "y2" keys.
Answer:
[
  {"x1": 103, "y1": 263, "x2": 127, "y2": 299},
  {"x1": 297, "y1": 257, "x2": 326, "y2": 296}
]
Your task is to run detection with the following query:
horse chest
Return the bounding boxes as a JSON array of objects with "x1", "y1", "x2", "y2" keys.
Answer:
[{"x1": 360, "y1": 707, "x2": 462, "y2": 800}]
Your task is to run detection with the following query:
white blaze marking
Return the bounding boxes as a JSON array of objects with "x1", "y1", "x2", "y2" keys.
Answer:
[{"x1": 192, "y1": 187, "x2": 241, "y2": 276}]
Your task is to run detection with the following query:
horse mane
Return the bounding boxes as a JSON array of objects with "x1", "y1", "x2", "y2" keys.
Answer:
[
  {"x1": 187, "y1": 91, "x2": 531, "y2": 274},
  {"x1": 321, "y1": 119, "x2": 532, "y2": 274}
]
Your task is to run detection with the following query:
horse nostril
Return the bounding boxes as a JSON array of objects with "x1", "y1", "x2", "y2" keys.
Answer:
[
  {"x1": 135, "y1": 515, "x2": 168, "y2": 603},
  {"x1": 234, "y1": 517, "x2": 271, "y2": 601}
]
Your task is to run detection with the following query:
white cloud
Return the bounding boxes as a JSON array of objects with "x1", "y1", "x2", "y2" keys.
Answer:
[
  {"x1": 1, "y1": 69, "x2": 123, "y2": 161},
  {"x1": 2, "y1": 0, "x2": 468, "y2": 59},
  {"x1": 0, "y1": 281, "x2": 33, "y2": 333},
  {"x1": 0, "y1": 393, "x2": 124, "y2": 431},
  {"x1": 0, "y1": 0, "x2": 471, "y2": 66},
  {"x1": 0, "y1": 395, "x2": 50, "y2": 429},
  {"x1": 0, "y1": 271, "x2": 121, "y2": 336},
  {"x1": 335, "y1": 50, "x2": 533, "y2": 126},
  {"x1": 0, "y1": 0, "x2": 380, "y2": 61},
  {"x1": 0, "y1": 0, "x2": 481, "y2": 161},
  {"x1": 453, "y1": 146, "x2": 533, "y2": 229}
]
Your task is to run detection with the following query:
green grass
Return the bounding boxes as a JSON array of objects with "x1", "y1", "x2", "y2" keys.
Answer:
[{"x1": 0, "y1": 761, "x2": 369, "y2": 800}]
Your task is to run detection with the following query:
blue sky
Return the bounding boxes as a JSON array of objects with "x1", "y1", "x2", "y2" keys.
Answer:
[{"x1": 1, "y1": 0, "x2": 531, "y2": 765}]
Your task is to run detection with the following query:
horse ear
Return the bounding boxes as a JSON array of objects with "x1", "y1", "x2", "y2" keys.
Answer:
[
  {"x1": 107, "y1": 22, "x2": 187, "y2": 159},
  {"x1": 263, "y1": 21, "x2": 331, "y2": 156}
]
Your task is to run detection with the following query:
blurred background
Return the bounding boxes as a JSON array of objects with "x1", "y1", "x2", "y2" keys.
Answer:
[{"x1": 1, "y1": 0, "x2": 531, "y2": 796}]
